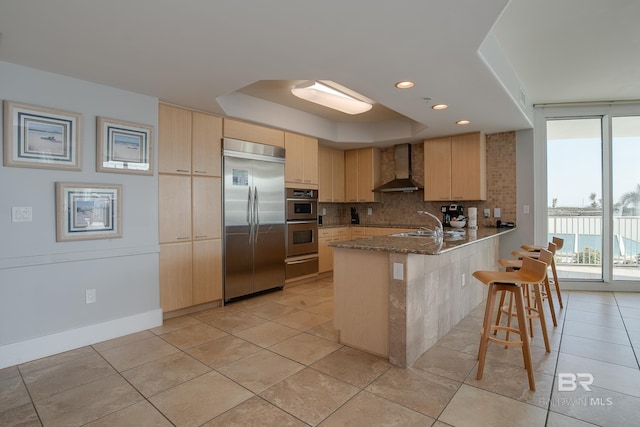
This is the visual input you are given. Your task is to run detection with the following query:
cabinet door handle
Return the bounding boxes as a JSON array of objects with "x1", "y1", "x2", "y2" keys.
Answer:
[
  {"x1": 193, "y1": 170, "x2": 208, "y2": 174},
  {"x1": 195, "y1": 235, "x2": 207, "y2": 239},
  {"x1": 177, "y1": 236, "x2": 190, "y2": 240},
  {"x1": 176, "y1": 169, "x2": 190, "y2": 173}
]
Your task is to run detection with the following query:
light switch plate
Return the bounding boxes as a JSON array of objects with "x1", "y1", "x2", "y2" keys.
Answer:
[
  {"x1": 494, "y1": 208, "x2": 501, "y2": 218},
  {"x1": 12, "y1": 207, "x2": 32, "y2": 222}
]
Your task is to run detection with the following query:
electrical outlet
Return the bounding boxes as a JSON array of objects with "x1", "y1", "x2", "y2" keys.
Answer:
[
  {"x1": 484, "y1": 208, "x2": 490, "y2": 218},
  {"x1": 322, "y1": 208, "x2": 327, "y2": 216},
  {"x1": 85, "y1": 289, "x2": 96, "y2": 304},
  {"x1": 523, "y1": 205, "x2": 530, "y2": 214},
  {"x1": 393, "y1": 263, "x2": 404, "y2": 280},
  {"x1": 367, "y1": 207, "x2": 372, "y2": 215}
]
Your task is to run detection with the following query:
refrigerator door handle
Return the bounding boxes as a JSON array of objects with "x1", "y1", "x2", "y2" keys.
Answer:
[
  {"x1": 254, "y1": 186, "x2": 260, "y2": 234},
  {"x1": 247, "y1": 186, "x2": 254, "y2": 243}
]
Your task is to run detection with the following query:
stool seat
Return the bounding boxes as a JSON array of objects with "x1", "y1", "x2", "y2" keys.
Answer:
[
  {"x1": 472, "y1": 268, "x2": 542, "y2": 287},
  {"x1": 521, "y1": 244, "x2": 543, "y2": 251}
]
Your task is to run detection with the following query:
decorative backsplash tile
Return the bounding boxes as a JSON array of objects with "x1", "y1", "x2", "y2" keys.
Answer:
[{"x1": 319, "y1": 131, "x2": 517, "y2": 228}]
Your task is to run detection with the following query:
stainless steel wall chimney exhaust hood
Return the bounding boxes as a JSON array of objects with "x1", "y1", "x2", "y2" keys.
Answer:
[{"x1": 373, "y1": 143, "x2": 423, "y2": 192}]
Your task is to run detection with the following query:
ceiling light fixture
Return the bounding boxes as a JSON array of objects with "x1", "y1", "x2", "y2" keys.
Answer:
[
  {"x1": 395, "y1": 81, "x2": 415, "y2": 89},
  {"x1": 291, "y1": 81, "x2": 372, "y2": 115},
  {"x1": 432, "y1": 104, "x2": 448, "y2": 110},
  {"x1": 456, "y1": 120, "x2": 471, "y2": 125}
]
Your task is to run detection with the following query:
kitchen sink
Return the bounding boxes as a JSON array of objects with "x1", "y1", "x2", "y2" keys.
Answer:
[{"x1": 389, "y1": 230, "x2": 437, "y2": 238}]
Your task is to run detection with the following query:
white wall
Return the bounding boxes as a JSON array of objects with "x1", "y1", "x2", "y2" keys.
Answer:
[
  {"x1": 500, "y1": 129, "x2": 535, "y2": 258},
  {"x1": 0, "y1": 61, "x2": 162, "y2": 368}
]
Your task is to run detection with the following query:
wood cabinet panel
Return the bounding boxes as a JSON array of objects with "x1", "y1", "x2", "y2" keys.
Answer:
[
  {"x1": 285, "y1": 132, "x2": 318, "y2": 189},
  {"x1": 192, "y1": 112, "x2": 222, "y2": 177},
  {"x1": 159, "y1": 175, "x2": 192, "y2": 243},
  {"x1": 423, "y1": 137, "x2": 452, "y2": 201},
  {"x1": 192, "y1": 239, "x2": 222, "y2": 304},
  {"x1": 344, "y1": 150, "x2": 359, "y2": 202},
  {"x1": 223, "y1": 118, "x2": 284, "y2": 147},
  {"x1": 192, "y1": 176, "x2": 222, "y2": 240},
  {"x1": 451, "y1": 132, "x2": 486, "y2": 200},
  {"x1": 159, "y1": 242, "x2": 193, "y2": 312},
  {"x1": 318, "y1": 145, "x2": 345, "y2": 202},
  {"x1": 424, "y1": 132, "x2": 486, "y2": 201},
  {"x1": 158, "y1": 104, "x2": 192, "y2": 174}
]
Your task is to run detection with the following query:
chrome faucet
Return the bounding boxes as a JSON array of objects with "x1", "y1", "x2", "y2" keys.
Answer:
[{"x1": 417, "y1": 210, "x2": 444, "y2": 238}]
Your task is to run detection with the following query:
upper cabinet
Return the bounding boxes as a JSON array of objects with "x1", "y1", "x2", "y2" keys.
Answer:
[
  {"x1": 318, "y1": 145, "x2": 345, "y2": 202},
  {"x1": 423, "y1": 132, "x2": 486, "y2": 201},
  {"x1": 345, "y1": 147, "x2": 381, "y2": 203},
  {"x1": 158, "y1": 104, "x2": 192, "y2": 174},
  {"x1": 223, "y1": 118, "x2": 285, "y2": 148},
  {"x1": 284, "y1": 132, "x2": 318, "y2": 189},
  {"x1": 158, "y1": 104, "x2": 222, "y2": 176}
]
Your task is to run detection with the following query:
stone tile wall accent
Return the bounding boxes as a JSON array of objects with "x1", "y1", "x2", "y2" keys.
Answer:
[{"x1": 318, "y1": 131, "x2": 517, "y2": 228}]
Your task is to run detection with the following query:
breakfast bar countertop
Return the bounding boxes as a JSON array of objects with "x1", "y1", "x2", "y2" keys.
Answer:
[{"x1": 328, "y1": 227, "x2": 515, "y2": 255}]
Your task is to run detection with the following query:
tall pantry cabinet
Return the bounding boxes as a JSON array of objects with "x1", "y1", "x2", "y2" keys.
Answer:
[{"x1": 158, "y1": 104, "x2": 223, "y2": 312}]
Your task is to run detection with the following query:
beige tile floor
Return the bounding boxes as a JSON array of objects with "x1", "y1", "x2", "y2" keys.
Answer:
[{"x1": 2, "y1": 275, "x2": 640, "y2": 426}]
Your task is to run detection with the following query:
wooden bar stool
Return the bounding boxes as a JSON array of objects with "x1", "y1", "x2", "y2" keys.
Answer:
[
  {"x1": 497, "y1": 245, "x2": 558, "y2": 328},
  {"x1": 513, "y1": 237, "x2": 564, "y2": 309},
  {"x1": 473, "y1": 256, "x2": 548, "y2": 391}
]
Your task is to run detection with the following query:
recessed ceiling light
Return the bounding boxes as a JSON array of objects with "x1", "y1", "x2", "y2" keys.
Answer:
[
  {"x1": 456, "y1": 120, "x2": 471, "y2": 125},
  {"x1": 432, "y1": 104, "x2": 448, "y2": 110},
  {"x1": 395, "y1": 81, "x2": 414, "y2": 89}
]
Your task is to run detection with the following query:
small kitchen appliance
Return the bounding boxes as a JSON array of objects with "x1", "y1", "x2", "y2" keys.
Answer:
[
  {"x1": 441, "y1": 204, "x2": 464, "y2": 227},
  {"x1": 350, "y1": 207, "x2": 360, "y2": 224}
]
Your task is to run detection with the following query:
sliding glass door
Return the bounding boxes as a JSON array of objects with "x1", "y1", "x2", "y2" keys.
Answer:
[
  {"x1": 540, "y1": 105, "x2": 640, "y2": 285},
  {"x1": 612, "y1": 116, "x2": 640, "y2": 281},
  {"x1": 547, "y1": 118, "x2": 603, "y2": 281}
]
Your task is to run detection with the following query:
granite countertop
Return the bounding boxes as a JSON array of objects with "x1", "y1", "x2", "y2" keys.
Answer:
[{"x1": 328, "y1": 227, "x2": 515, "y2": 255}]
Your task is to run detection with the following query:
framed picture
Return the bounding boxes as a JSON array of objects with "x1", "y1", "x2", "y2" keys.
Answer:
[
  {"x1": 3, "y1": 100, "x2": 82, "y2": 170},
  {"x1": 55, "y1": 182, "x2": 123, "y2": 242},
  {"x1": 96, "y1": 117, "x2": 154, "y2": 175}
]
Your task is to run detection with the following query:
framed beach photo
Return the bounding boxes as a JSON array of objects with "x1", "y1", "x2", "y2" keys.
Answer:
[
  {"x1": 3, "y1": 100, "x2": 82, "y2": 170},
  {"x1": 96, "y1": 117, "x2": 154, "y2": 175},
  {"x1": 55, "y1": 182, "x2": 123, "y2": 242}
]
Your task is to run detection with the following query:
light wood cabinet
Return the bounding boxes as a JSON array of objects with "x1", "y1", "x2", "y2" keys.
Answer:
[
  {"x1": 284, "y1": 132, "x2": 318, "y2": 189},
  {"x1": 192, "y1": 176, "x2": 222, "y2": 240},
  {"x1": 318, "y1": 227, "x2": 350, "y2": 273},
  {"x1": 345, "y1": 147, "x2": 381, "y2": 203},
  {"x1": 223, "y1": 118, "x2": 285, "y2": 148},
  {"x1": 158, "y1": 104, "x2": 222, "y2": 175},
  {"x1": 158, "y1": 104, "x2": 192, "y2": 174},
  {"x1": 192, "y1": 111, "x2": 222, "y2": 176},
  {"x1": 159, "y1": 104, "x2": 223, "y2": 312},
  {"x1": 192, "y1": 239, "x2": 222, "y2": 304},
  {"x1": 159, "y1": 242, "x2": 193, "y2": 312},
  {"x1": 423, "y1": 132, "x2": 486, "y2": 201},
  {"x1": 158, "y1": 175, "x2": 191, "y2": 243},
  {"x1": 318, "y1": 145, "x2": 345, "y2": 202}
]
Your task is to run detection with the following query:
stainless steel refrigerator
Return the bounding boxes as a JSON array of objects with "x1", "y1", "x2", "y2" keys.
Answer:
[{"x1": 223, "y1": 138, "x2": 286, "y2": 301}]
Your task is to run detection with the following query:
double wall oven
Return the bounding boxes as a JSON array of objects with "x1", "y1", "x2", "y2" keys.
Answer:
[{"x1": 285, "y1": 188, "x2": 319, "y2": 280}]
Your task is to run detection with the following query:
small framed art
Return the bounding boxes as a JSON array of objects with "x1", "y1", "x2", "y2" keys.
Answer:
[
  {"x1": 3, "y1": 100, "x2": 82, "y2": 170},
  {"x1": 55, "y1": 182, "x2": 123, "y2": 242},
  {"x1": 96, "y1": 116, "x2": 154, "y2": 175}
]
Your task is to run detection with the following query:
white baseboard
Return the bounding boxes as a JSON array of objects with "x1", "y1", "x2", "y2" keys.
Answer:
[{"x1": 0, "y1": 309, "x2": 163, "y2": 369}]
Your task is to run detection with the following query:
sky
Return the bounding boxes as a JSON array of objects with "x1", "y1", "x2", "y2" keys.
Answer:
[{"x1": 548, "y1": 136, "x2": 640, "y2": 208}]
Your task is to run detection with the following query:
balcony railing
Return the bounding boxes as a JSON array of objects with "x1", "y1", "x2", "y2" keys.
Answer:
[{"x1": 548, "y1": 215, "x2": 640, "y2": 267}]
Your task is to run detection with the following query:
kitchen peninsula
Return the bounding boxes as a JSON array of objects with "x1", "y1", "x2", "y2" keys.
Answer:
[{"x1": 329, "y1": 227, "x2": 514, "y2": 368}]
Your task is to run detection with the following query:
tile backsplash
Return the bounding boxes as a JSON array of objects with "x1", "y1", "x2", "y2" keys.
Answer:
[{"x1": 318, "y1": 131, "x2": 517, "y2": 228}]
